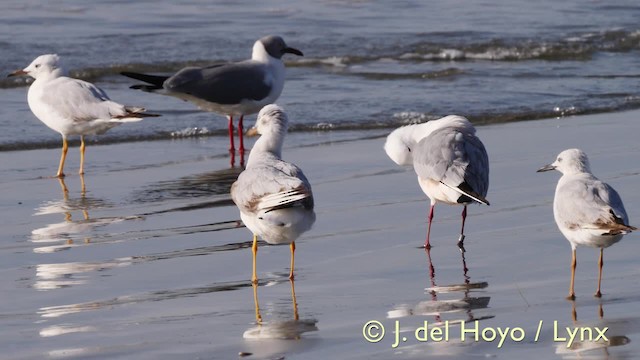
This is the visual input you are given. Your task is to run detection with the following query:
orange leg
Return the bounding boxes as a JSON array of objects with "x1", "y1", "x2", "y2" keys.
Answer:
[
  {"x1": 595, "y1": 248, "x2": 603, "y2": 298},
  {"x1": 78, "y1": 136, "x2": 86, "y2": 175},
  {"x1": 56, "y1": 137, "x2": 69, "y2": 178},
  {"x1": 251, "y1": 234, "x2": 258, "y2": 284},
  {"x1": 289, "y1": 241, "x2": 296, "y2": 280},
  {"x1": 567, "y1": 248, "x2": 576, "y2": 300}
]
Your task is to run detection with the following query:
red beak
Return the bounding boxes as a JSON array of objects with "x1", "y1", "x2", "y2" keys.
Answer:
[{"x1": 7, "y1": 69, "x2": 28, "y2": 77}]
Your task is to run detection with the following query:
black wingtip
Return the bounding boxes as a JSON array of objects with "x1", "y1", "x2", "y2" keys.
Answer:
[{"x1": 121, "y1": 71, "x2": 169, "y2": 87}]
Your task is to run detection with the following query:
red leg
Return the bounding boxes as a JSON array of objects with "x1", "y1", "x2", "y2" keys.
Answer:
[
  {"x1": 458, "y1": 205, "x2": 467, "y2": 250},
  {"x1": 238, "y1": 115, "x2": 245, "y2": 167},
  {"x1": 425, "y1": 204, "x2": 435, "y2": 249},
  {"x1": 227, "y1": 116, "x2": 235, "y2": 167}
]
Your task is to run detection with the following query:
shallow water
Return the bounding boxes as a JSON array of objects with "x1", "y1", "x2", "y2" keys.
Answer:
[
  {"x1": 1, "y1": 0, "x2": 640, "y2": 150},
  {"x1": 1, "y1": 110, "x2": 640, "y2": 359}
]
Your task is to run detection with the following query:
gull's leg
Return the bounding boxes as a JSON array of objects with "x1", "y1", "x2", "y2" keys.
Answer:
[
  {"x1": 252, "y1": 281, "x2": 262, "y2": 324},
  {"x1": 56, "y1": 136, "x2": 69, "y2": 178},
  {"x1": 251, "y1": 234, "x2": 258, "y2": 284},
  {"x1": 290, "y1": 278, "x2": 299, "y2": 321},
  {"x1": 289, "y1": 241, "x2": 296, "y2": 280},
  {"x1": 425, "y1": 204, "x2": 435, "y2": 249},
  {"x1": 567, "y1": 248, "x2": 576, "y2": 300},
  {"x1": 595, "y1": 248, "x2": 603, "y2": 298},
  {"x1": 79, "y1": 136, "x2": 86, "y2": 175},
  {"x1": 238, "y1": 115, "x2": 245, "y2": 167},
  {"x1": 227, "y1": 115, "x2": 235, "y2": 167},
  {"x1": 458, "y1": 205, "x2": 467, "y2": 250}
]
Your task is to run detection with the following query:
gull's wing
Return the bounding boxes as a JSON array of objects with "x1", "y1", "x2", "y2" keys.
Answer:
[
  {"x1": 163, "y1": 61, "x2": 272, "y2": 105},
  {"x1": 555, "y1": 176, "x2": 636, "y2": 234},
  {"x1": 231, "y1": 159, "x2": 314, "y2": 215},
  {"x1": 413, "y1": 127, "x2": 489, "y2": 204},
  {"x1": 39, "y1": 77, "x2": 130, "y2": 121}
]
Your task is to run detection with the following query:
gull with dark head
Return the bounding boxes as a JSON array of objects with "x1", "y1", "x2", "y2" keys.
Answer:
[
  {"x1": 538, "y1": 148, "x2": 635, "y2": 300},
  {"x1": 384, "y1": 115, "x2": 490, "y2": 250},
  {"x1": 8, "y1": 54, "x2": 159, "y2": 178},
  {"x1": 121, "y1": 35, "x2": 303, "y2": 167},
  {"x1": 230, "y1": 104, "x2": 315, "y2": 283}
]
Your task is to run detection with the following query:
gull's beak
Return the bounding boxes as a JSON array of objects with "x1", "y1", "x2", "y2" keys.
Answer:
[
  {"x1": 7, "y1": 69, "x2": 28, "y2": 77},
  {"x1": 246, "y1": 127, "x2": 259, "y2": 137},
  {"x1": 283, "y1": 47, "x2": 304, "y2": 56},
  {"x1": 537, "y1": 164, "x2": 556, "y2": 173}
]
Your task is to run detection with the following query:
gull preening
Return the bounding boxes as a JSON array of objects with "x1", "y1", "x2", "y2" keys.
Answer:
[
  {"x1": 121, "y1": 35, "x2": 303, "y2": 167},
  {"x1": 8, "y1": 54, "x2": 159, "y2": 178},
  {"x1": 538, "y1": 148, "x2": 636, "y2": 299},
  {"x1": 384, "y1": 115, "x2": 490, "y2": 249},
  {"x1": 230, "y1": 104, "x2": 315, "y2": 283}
]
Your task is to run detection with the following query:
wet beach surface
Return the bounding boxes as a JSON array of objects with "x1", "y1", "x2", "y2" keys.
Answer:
[{"x1": 1, "y1": 110, "x2": 640, "y2": 359}]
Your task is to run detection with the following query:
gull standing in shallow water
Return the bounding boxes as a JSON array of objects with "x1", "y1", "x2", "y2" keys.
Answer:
[
  {"x1": 538, "y1": 149, "x2": 636, "y2": 300},
  {"x1": 8, "y1": 54, "x2": 159, "y2": 178},
  {"x1": 230, "y1": 105, "x2": 315, "y2": 283},
  {"x1": 121, "y1": 35, "x2": 303, "y2": 167},
  {"x1": 384, "y1": 115, "x2": 490, "y2": 250}
]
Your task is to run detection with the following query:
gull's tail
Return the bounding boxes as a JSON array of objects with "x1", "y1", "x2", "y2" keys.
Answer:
[{"x1": 121, "y1": 72, "x2": 169, "y2": 92}]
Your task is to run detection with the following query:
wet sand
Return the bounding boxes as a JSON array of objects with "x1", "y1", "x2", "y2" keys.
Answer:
[{"x1": 1, "y1": 110, "x2": 640, "y2": 359}]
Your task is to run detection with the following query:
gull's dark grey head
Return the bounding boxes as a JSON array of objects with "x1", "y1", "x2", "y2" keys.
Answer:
[{"x1": 259, "y1": 35, "x2": 304, "y2": 59}]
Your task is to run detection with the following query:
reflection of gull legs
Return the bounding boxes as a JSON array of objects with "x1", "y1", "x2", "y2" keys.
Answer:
[
  {"x1": 251, "y1": 279, "x2": 299, "y2": 324},
  {"x1": 252, "y1": 282, "x2": 262, "y2": 324},
  {"x1": 290, "y1": 279, "x2": 299, "y2": 321},
  {"x1": 57, "y1": 137, "x2": 69, "y2": 178}
]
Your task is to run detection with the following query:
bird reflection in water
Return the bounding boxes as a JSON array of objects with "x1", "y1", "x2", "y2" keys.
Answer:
[
  {"x1": 555, "y1": 300, "x2": 631, "y2": 358},
  {"x1": 244, "y1": 280, "x2": 318, "y2": 340},
  {"x1": 388, "y1": 247, "x2": 492, "y2": 324}
]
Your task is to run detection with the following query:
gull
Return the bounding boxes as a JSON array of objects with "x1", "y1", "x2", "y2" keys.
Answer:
[
  {"x1": 121, "y1": 35, "x2": 303, "y2": 167},
  {"x1": 538, "y1": 148, "x2": 636, "y2": 299},
  {"x1": 8, "y1": 54, "x2": 159, "y2": 178},
  {"x1": 230, "y1": 104, "x2": 315, "y2": 283},
  {"x1": 384, "y1": 115, "x2": 490, "y2": 249}
]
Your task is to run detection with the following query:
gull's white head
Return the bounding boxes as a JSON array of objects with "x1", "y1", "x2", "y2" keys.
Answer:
[
  {"x1": 384, "y1": 125, "x2": 418, "y2": 166},
  {"x1": 537, "y1": 148, "x2": 591, "y2": 175},
  {"x1": 255, "y1": 104, "x2": 289, "y2": 135},
  {"x1": 253, "y1": 35, "x2": 304, "y2": 61},
  {"x1": 9, "y1": 54, "x2": 63, "y2": 79}
]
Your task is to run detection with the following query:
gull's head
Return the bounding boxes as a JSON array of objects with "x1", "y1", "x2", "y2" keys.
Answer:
[
  {"x1": 8, "y1": 54, "x2": 62, "y2": 79},
  {"x1": 537, "y1": 148, "x2": 591, "y2": 175},
  {"x1": 384, "y1": 125, "x2": 418, "y2": 166},
  {"x1": 250, "y1": 104, "x2": 289, "y2": 137},
  {"x1": 254, "y1": 35, "x2": 304, "y2": 61}
]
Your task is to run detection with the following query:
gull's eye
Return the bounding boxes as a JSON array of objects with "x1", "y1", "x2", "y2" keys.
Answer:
[
  {"x1": 35, "y1": 64, "x2": 41, "y2": 68},
  {"x1": 557, "y1": 157, "x2": 563, "y2": 162},
  {"x1": 407, "y1": 147, "x2": 411, "y2": 153}
]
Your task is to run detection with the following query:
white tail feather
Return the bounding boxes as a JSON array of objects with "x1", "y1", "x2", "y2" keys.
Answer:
[{"x1": 258, "y1": 189, "x2": 310, "y2": 212}]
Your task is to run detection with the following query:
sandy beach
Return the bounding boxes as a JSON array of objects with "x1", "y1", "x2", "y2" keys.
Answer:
[{"x1": 1, "y1": 110, "x2": 640, "y2": 359}]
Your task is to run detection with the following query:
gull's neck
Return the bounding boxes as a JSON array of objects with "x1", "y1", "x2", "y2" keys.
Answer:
[{"x1": 247, "y1": 129, "x2": 285, "y2": 166}]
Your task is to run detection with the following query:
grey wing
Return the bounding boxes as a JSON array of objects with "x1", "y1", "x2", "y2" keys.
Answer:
[
  {"x1": 164, "y1": 61, "x2": 272, "y2": 104},
  {"x1": 40, "y1": 78, "x2": 120, "y2": 121},
  {"x1": 231, "y1": 161, "x2": 313, "y2": 215},
  {"x1": 556, "y1": 178, "x2": 630, "y2": 230},
  {"x1": 413, "y1": 128, "x2": 489, "y2": 197}
]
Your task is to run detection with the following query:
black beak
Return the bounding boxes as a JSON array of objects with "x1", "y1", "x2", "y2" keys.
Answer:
[
  {"x1": 7, "y1": 69, "x2": 28, "y2": 78},
  {"x1": 283, "y1": 47, "x2": 304, "y2": 56},
  {"x1": 536, "y1": 164, "x2": 556, "y2": 173}
]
